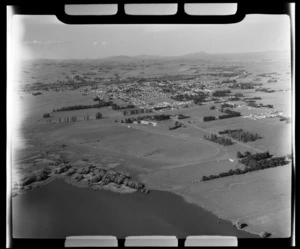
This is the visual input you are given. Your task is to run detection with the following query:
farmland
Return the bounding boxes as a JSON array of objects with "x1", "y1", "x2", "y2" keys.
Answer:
[{"x1": 11, "y1": 50, "x2": 292, "y2": 238}]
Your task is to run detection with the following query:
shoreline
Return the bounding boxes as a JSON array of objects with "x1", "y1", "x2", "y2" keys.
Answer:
[
  {"x1": 138, "y1": 183, "x2": 262, "y2": 238},
  {"x1": 12, "y1": 174, "x2": 138, "y2": 198},
  {"x1": 170, "y1": 189, "x2": 262, "y2": 237},
  {"x1": 12, "y1": 174, "x2": 260, "y2": 238}
]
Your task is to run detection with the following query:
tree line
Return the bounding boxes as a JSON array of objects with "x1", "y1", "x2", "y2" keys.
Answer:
[
  {"x1": 171, "y1": 92, "x2": 208, "y2": 103},
  {"x1": 53, "y1": 102, "x2": 110, "y2": 112},
  {"x1": 218, "y1": 110, "x2": 241, "y2": 119},
  {"x1": 212, "y1": 90, "x2": 231, "y2": 97},
  {"x1": 203, "y1": 134, "x2": 234, "y2": 146},
  {"x1": 123, "y1": 108, "x2": 153, "y2": 116},
  {"x1": 178, "y1": 114, "x2": 190, "y2": 119},
  {"x1": 203, "y1": 116, "x2": 216, "y2": 122},
  {"x1": 219, "y1": 129, "x2": 262, "y2": 143},
  {"x1": 121, "y1": 114, "x2": 171, "y2": 123},
  {"x1": 111, "y1": 103, "x2": 135, "y2": 110},
  {"x1": 202, "y1": 151, "x2": 288, "y2": 181}
]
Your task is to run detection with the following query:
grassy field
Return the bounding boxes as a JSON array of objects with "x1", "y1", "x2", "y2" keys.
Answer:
[
  {"x1": 176, "y1": 163, "x2": 292, "y2": 238},
  {"x1": 11, "y1": 55, "x2": 292, "y2": 238}
]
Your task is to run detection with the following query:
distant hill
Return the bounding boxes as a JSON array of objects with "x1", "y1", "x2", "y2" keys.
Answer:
[
  {"x1": 26, "y1": 50, "x2": 290, "y2": 64},
  {"x1": 99, "y1": 50, "x2": 290, "y2": 63}
]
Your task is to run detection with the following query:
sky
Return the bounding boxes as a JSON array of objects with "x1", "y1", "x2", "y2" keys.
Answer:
[{"x1": 11, "y1": 13, "x2": 291, "y2": 60}]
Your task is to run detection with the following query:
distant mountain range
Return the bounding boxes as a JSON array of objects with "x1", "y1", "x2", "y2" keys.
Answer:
[
  {"x1": 28, "y1": 50, "x2": 290, "y2": 62},
  {"x1": 101, "y1": 50, "x2": 290, "y2": 62}
]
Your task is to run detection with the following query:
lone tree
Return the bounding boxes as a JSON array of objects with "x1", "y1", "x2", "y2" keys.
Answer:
[{"x1": 96, "y1": 112, "x2": 103, "y2": 119}]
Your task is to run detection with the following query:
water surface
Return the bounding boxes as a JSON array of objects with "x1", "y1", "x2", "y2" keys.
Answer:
[{"x1": 12, "y1": 179, "x2": 258, "y2": 238}]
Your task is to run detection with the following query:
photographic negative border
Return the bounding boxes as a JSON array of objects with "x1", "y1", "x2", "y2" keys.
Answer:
[{"x1": 6, "y1": 1, "x2": 295, "y2": 247}]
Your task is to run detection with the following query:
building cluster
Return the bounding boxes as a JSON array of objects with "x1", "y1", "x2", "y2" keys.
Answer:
[
  {"x1": 90, "y1": 79, "x2": 211, "y2": 112},
  {"x1": 132, "y1": 120, "x2": 157, "y2": 127},
  {"x1": 242, "y1": 111, "x2": 284, "y2": 120}
]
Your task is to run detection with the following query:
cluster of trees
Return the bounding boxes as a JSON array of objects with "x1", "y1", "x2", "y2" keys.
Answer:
[
  {"x1": 171, "y1": 92, "x2": 208, "y2": 103},
  {"x1": 238, "y1": 152, "x2": 288, "y2": 169},
  {"x1": 70, "y1": 116, "x2": 77, "y2": 122},
  {"x1": 228, "y1": 83, "x2": 254, "y2": 89},
  {"x1": 222, "y1": 79, "x2": 237, "y2": 84},
  {"x1": 171, "y1": 94, "x2": 192, "y2": 101},
  {"x1": 43, "y1": 113, "x2": 50, "y2": 118},
  {"x1": 169, "y1": 121, "x2": 183, "y2": 130},
  {"x1": 220, "y1": 103, "x2": 235, "y2": 109},
  {"x1": 244, "y1": 97, "x2": 262, "y2": 101},
  {"x1": 234, "y1": 93, "x2": 244, "y2": 97},
  {"x1": 212, "y1": 90, "x2": 231, "y2": 97},
  {"x1": 279, "y1": 116, "x2": 291, "y2": 123},
  {"x1": 203, "y1": 116, "x2": 216, "y2": 122},
  {"x1": 111, "y1": 103, "x2": 135, "y2": 110},
  {"x1": 247, "y1": 101, "x2": 258, "y2": 107},
  {"x1": 202, "y1": 169, "x2": 242, "y2": 181},
  {"x1": 202, "y1": 152, "x2": 288, "y2": 182},
  {"x1": 219, "y1": 129, "x2": 262, "y2": 143},
  {"x1": 193, "y1": 94, "x2": 207, "y2": 105},
  {"x1": 247, "y1": 102, "x2": 273, "y2": 109},
  {"x1": 255, "y1": 88, "x2": 275, "y2": 93},
  {"x1": 123, "y1": 108, "x2": 153, "y2": 116},
  {"x1": 236, "y1": 151, "x2": 252, "y2": 158},
  {"x1": 53, "y1": 102, "x2": 109, "y2": 112},
  {"x1": 178, "y1": 114, "x2": 190, "y2": 119},
  {"x1": 218, "y1": 110, "x2": 241, "y2": 119},
  {"x1": 210, "y1": 106, "x2": 216, "y2": 110},
  {"x1": 70, "y1": 165, "x2": 150, "y2": 193},
  {"x1": 228, "y1": 97, "x2": 240, "y2": 101},
  {"x1": 154, "y1": 106, "x2": 171, "y2": 110},
  {"x1": 203, "y1": 134, "x2": 234, "y2": 146},
  {"x1": 58, "y1": 116, "x2": 78, "y2": 123},
  {"x1": 96, "y1": 112, "x2": 103, "y2": 119},
  {"x1": 20, "y1": 168, "x2": 51, "y2": 187},
  {"x1": 122, "y1": 114, "x2": 171, "y2": 123},
  {"x1": 238, "y1": 151, "x2": 272, "y2": 164}
]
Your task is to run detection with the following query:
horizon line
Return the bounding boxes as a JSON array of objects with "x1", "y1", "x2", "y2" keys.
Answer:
[{"x1": 20, "y1": 49, "x2": 290, "y2": 61}]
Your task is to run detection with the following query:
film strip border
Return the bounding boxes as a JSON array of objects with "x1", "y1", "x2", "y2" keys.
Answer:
[
  {"x1": 11, "y1": 235, "x2": 293, "y2": 248},
  {"x1": 11, "y1": 1, "x2": 290, "y2": 24},
  {"x1": 6, "y1": 1, "x2": 295, "y2": 248}
]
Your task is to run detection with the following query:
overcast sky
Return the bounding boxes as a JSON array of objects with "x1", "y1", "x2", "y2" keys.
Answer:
[{"x1": 12, "y1": 14, "x2": 291, "y2": 60}]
